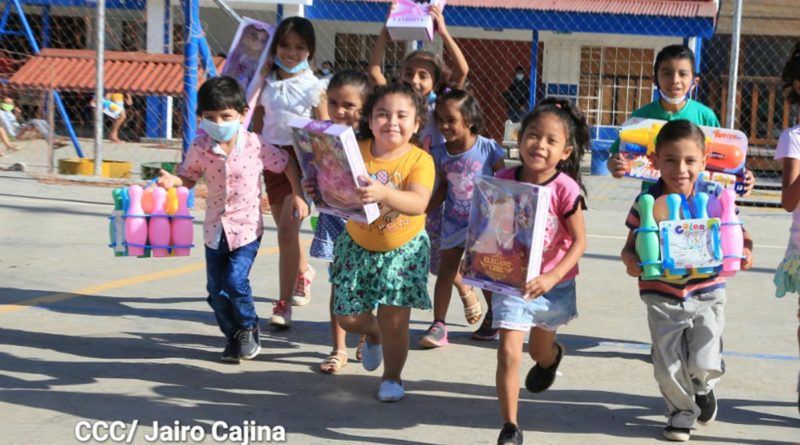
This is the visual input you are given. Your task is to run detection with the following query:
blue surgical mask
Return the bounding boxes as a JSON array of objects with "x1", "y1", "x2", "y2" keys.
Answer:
[
  {"x1": 201, "y1": 119, "x2": 240, "y2": 143},
  {"x1": 275, "y1": 57, "x2": 309, "y2": 74}
]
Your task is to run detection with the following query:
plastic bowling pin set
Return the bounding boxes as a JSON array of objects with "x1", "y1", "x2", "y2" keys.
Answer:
[
  {"x1": 108, "y1": 183, "x2": 194, "y2": 257},
  {"x1": 635, "y1": 189, "x2": 744, "y2": 281},
  {"x1": 618, "y1": 118, "x2": 749, "y2": 193}
]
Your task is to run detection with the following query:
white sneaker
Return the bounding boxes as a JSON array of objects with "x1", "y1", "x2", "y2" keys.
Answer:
[
  {"x1": 377, "y1": 380, "x2": 404, "y2": 402},
  {"x1": 291, "y1": 266, "x2": 316, "y2": 306}
]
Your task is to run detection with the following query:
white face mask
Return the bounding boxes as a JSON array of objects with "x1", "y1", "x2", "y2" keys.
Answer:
[
  {"x1": 515, "y1": 73, "x2": 524, "y2": 81},
  {"x1": 659, "y1": 89, "x2": 687, "y2": 105}
]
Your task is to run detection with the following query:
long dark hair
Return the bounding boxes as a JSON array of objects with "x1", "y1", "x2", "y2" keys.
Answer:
[
  {"x1": 519, "y1": 97, "x2": 589, "y2": 194},
  {"x1": 265, "y1": 16, "x2": 316, "y2": 72},
  {"x1": 782, "y1": 42, "x2": 800, "y2": 105}
]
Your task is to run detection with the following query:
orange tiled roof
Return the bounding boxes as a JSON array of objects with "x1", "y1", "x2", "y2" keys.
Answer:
[
  {"x1": 8, "y1": 49, "x2": 225, "y2": 95},
  {"x1": 352, "y1": 0, "x2": 717, "y2": 18}
]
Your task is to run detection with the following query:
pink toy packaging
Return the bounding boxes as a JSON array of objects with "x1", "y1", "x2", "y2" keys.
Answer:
[
  {"x1": 385, "y1": 0, "x2": 446, "y2": 41},
  {"x1": 289, "y1": 117, "x2": 380, "y2": 224},
  {"x1": 460, "y1": 176, "x2": 550, "y2": 297}
]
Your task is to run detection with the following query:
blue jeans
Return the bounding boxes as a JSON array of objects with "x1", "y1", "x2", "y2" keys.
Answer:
[{"x1": 205, "y1": 236, "x2": 260, "y2": 339}]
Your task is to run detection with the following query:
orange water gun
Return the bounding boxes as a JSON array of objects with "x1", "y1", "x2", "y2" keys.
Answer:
[{"x1": 620, "y1": 124, "x2": 744, "y2": 171}]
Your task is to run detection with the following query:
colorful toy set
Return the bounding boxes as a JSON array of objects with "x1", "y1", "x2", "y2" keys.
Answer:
[
  {"x1": 635, "y1": 189, "x2": 744, "y2": 281},
  {"x1": 461, "y1": 176, "x2": 551, "y2": 297},
  {"x1": 108, "y1": 182, "x2": 194, "y2": 257},
  {"x1": 619, "y1": 118, "x2": 749, "y2": 193},
  {"x1": 385, "y1": 0, "x2": 446, "y2": 41},
  {"x1": 290, "y1": 117, "x2": 380, "y2": 224}
]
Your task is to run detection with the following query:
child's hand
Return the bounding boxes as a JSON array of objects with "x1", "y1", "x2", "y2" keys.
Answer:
[
  {"x1": 608, "y1": 153, "x2": 627, "y2": 179},
  {"x1": 522, "y1": 272, "x2": 559, "y2": 300},
  {"x1": 287, "y1": 193, "x2": 309, "y2": 220},
  {"x1": 356, "y1": 175, "x2": 388, "y2": 204},
  {"x1": 741, "y1": 169, "x2": 756, "y2": 197},
  {"x1": 430, "y1": 5, "x2": 448, "y2": 36},
  {"x1": 156, "y1": 169, "x2": 181, "y2": 188},
  {"x1": 621, "y1": 250, "x2": 643, "y2": 277},
  {"x1": 741, "y1": 246, "x2": 754, "y2": 270}
]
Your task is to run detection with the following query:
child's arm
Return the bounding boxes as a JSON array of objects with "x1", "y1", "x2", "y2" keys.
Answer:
[
  {"x1": 742, "y1": 229, "x2": 754, "y2": 270},
  {"x1": 157, "y1": 169, "x2": 196, "y2": 190},
  {"x1": 522, "y1": 206, "x2": 587, "y2": 299},
  {"x1": 781, "y1": 158, "x2": 800, "y2": 212},
  {"x1": 620, "y1": 230, "x2": 643, "y2": 277},
  {"x1": 430, "y1": 5, "x2": 468, "y2": 88},
  {"x1": 357, "y1": 176, "x2": 431, "y2": 216},
  {"x1": 367, "y1": 27, "x2": 390, "y2": 87},
  {"x1": 313, "y1": 89, "x2": 329, "y2": 121},
  {"x1": 492, "y1": 157, "x2": 506, "y2": 173}
]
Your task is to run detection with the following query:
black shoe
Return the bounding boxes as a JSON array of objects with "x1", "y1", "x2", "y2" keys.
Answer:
[
  {"x1": 525, "y1": 342, "x2": 565, "y2": 393},
  {"x1": 696, "y1": 390, "x2": 717, "y2": 424},
  {"x1": 496, "y1": 422, "x2": 523, "y2": 445},
  {"x1": 236, "y1": 326, "x2": 261, "y2": 360},
  {"x1": 220, "y1": 339, "x2": 240, "y2": 364},
  {"x1": 472, "y1": 312, "x2": 499, "y2": 341},
  {"x1": 662, "y1": 426, "x2": 691, "y2": 442}
]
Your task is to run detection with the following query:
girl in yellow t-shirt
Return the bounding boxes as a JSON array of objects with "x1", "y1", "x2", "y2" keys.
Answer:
[{"x1": 331, "y1": 82, "x2": 435, "y2": 403}]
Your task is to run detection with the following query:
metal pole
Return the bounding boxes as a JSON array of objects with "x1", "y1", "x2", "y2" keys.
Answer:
[
  {"x1": 48, "y1": 90, "x2": 54, "y2": 174},
  {"x1": 725, "y1": 0, "x2": 743, "y2": 129},
  {"x1": 94, "y1": 0, "x2": 105, "y2": 176},
  {"x1": 183, "y1": 0, "x2": 198, "y2": 154}
]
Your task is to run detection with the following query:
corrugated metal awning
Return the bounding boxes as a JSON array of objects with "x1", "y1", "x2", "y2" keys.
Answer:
[
  {"x1": 349, "y1": 0, "x2": 717, "y2": 18},
  {"x1": 8, "y1": 49, "x2": 225, "y2": 95}
]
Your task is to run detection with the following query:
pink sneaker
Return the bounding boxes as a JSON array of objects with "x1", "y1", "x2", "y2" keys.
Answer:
[
  {"x1": 291, "y1": 265, "x2": 316, "y2": 306},
  {"x1": 270, "y1": 300, "x2": 292, "y2": 328}
]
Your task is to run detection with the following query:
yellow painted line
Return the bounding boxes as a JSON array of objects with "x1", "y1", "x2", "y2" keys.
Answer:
[{"x1": 0, "y1": 245, "x2": 284, "y2": 315}]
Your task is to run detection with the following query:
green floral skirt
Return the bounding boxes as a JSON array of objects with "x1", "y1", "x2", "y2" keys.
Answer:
[{"x1": 331, "y1": 231, "x2": 431, "y2": 316}]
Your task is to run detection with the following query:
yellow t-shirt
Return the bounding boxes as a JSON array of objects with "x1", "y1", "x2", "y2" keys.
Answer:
[{"x1": 346, "y1": 139, "x2": 435, "y2": 252}]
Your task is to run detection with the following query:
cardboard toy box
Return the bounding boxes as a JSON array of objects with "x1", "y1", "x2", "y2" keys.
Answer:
[
  {"x1": 461, "y1": 176, "x2": 551, "y2": 297},
  {"x1": 289, "y1": 118, "x2": 379, "y2": 224}
]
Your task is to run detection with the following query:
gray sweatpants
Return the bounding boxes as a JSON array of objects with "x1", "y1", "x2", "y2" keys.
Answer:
[{"x1": 642, "y1": 288, "x2": 726, "y2": 428}]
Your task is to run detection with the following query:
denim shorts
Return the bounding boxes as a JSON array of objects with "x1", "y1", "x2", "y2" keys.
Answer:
[{"x1": 492, "y1": 278, "x2": 577, "y2": 332}]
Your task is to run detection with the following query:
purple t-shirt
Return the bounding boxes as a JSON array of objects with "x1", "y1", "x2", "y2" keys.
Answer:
[
  {"x1": 431, "y1": 136, "x2": 505, "y2": 249},
  {"x1": 495, "y1": 167, "x2": 584, "y2": 282}
]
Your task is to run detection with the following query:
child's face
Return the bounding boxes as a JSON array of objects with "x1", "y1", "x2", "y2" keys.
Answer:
[
  {"x1": 656, "y1": 57, "x2": 695, "y2": 101},
  {"x1": 242, "y1": 27, "x2": 269, "y2": 57},
  {"x1": 200, "y1": 108, "x2": 243, "y2": 125},
  {"x1": 369, "y1": 93, "x2": 419, "y2": 149},
  {"x1": 275, "y1": 31, "x2": 310, "y2": 71},
  {"x1": 328, "y1": 85, "x2": 364, "y2": 130},
  {"x1": 518, "y1": 113, "x2": 572, "y2": 176},
  {"x1": 402, "y1": 59, "x2": 436, "y2": 97},
  {"x1": 436, "y1": 99, "x2": 471, "y2": 142},
  {"x1": 653, "y1": 138, "x2": 707, "y2": 195}
]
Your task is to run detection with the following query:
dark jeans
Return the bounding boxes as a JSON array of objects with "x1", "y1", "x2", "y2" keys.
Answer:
[{"x1": 205, "y1": 235, "x2": 261, "y2": 339}]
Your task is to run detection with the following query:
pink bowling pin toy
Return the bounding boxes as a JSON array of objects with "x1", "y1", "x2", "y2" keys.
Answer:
[
  {"x1": 719, "y1": 189, "x2": 743, "y2": 276},
  {"x1": 148, "y1": 187, "x2": 171, "y2": 257},
  {"x1": 141, "y1": 187, "x2": 155, "y2": 214},
  {"x1": 171, "y1": 186, "x2": 193, "y2": 256},
  {"x1": 124, "y1": 185, "x2": 147, "y2": 256}
]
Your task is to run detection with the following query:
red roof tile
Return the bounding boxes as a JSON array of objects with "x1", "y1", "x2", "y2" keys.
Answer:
[
  {"x1": 352, "y1": 0, "x2": 717, "y2": 18},
  {"x1": 8, "y1": 49, "x2": 225, "y2": 95}
]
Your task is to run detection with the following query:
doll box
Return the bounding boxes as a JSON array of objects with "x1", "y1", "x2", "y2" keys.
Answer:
[
  {"x1": 386, "y1": 0, "x2": 445, "y2": 42},
  {"x1": 289, "y1": 117, "x2": 379, "y2": 224},
  {"x1": 619, "y1": 117, "x2": 749, "y2": 191},
  {"x1": 461, "y1": 176, "x2": 551, "y2": 297}
]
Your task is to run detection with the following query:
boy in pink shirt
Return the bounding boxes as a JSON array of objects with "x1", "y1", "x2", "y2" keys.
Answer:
[{"x1": 159, "y1": 76, "x2": 308, "y2": 363}]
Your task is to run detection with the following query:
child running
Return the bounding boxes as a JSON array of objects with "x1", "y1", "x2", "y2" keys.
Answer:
[
  {"x1": 419, "y1": 89, "x2": 505, "y2": 348},
  {"x1": 367, "y1": 3, "x2": 490, "y2": 336},
  {"x1": 494, "y1": 98, "x2": 588, "y2": 445},
  {"x1": 253, "y1": 16, "x2": 328, "y2": 328},
  {"x1": 332, "y1": 82, "x2": 434, "y2": 402},
  {"x1": 772, "y1": 42, "x2": 800, "y2": 413},
  {"x1": 621, "y1": 120, "x2": 753, "y2": 442},
  {"x1": 308, "y1": 69, "x2": 372, "y2": 374},
  {"x1": 158, "y1": 76, "x2": 308, "y2": 363},
  {"x1": 606, "y1": 44, "x2": 755, "y2": 195}
]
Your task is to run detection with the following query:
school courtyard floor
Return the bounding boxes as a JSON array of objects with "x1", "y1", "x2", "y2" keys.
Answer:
[{"x1": 0, "y1": 139, "x2": 797, "y2": 444}]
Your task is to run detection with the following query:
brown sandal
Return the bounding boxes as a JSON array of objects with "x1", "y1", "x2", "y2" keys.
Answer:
[
  {"x1": 460, "y1": 288, "x2": 483, "y2": 325},
  {"x1": 355, "y1": 335, "x2": 367, "y2": 362},
  {"x1": 320, "y1": 349, "x2": 348, "y2": 374}
]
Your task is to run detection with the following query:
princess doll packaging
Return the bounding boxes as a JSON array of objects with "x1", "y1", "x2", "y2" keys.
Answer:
[
  {"x1": 461, "y1": 176, "x2": 551, "y2": 296},
  {"x1": 289, "y1": 117, "x2": 380, "y2": 224}
]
